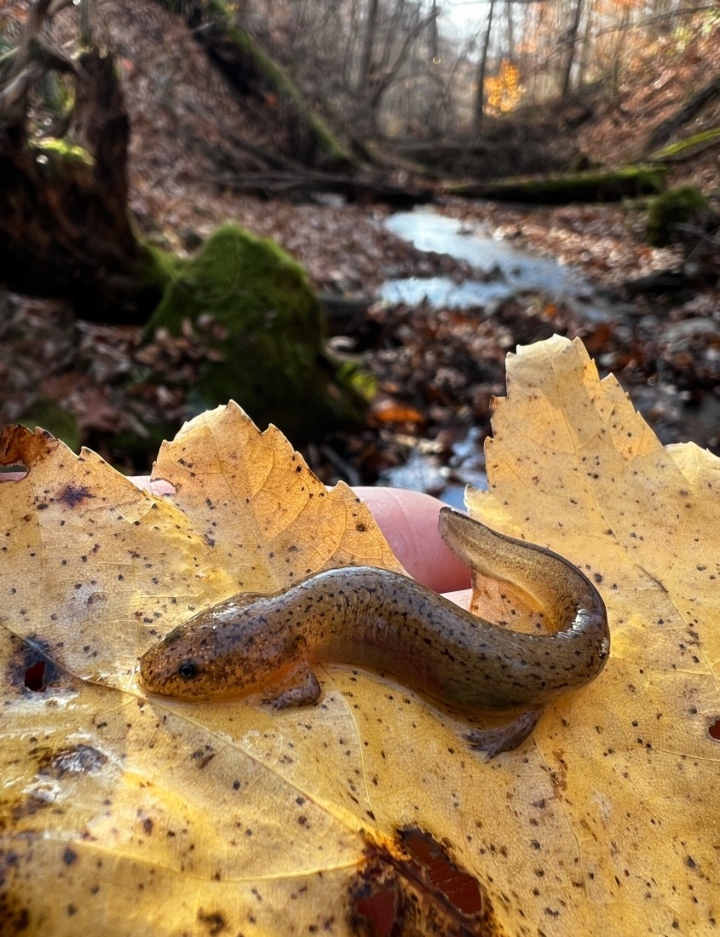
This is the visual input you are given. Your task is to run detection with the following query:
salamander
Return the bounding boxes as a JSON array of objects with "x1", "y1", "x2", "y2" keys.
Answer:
[{"x1": 139, "y1": 508, "x2": 609, "y2": 755}]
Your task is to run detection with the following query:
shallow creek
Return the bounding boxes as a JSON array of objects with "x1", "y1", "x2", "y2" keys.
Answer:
[
  {"x1": 379, "y1": 209, "x2": 616, "y2": 323},
  {"x1": 375, "y1": 208, "x2": 622, "y2": 502}
]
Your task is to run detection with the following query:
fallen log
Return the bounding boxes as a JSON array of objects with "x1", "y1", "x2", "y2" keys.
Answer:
[
  {"x1": 213, "y1": 170, "x2": 434, "y2": 208},
  {"x1": 445, "y1": 166, "x2": 666, "y2": 204}
]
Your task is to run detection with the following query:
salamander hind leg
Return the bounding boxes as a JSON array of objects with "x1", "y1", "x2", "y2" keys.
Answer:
[
  {"x1": 464, "y1": 709, "x2": 541, "y2": 758},
  {"x1": 262, "y1": 668, "x2": 322, "y2": 709}
]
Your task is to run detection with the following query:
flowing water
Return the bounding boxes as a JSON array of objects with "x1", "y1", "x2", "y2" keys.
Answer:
[
  {"x1": 376, "y1": 208, "x2": 621, "y2": 498},
  {"x1": 379, "y1": 210, "x2": 617, "y2": 322}
]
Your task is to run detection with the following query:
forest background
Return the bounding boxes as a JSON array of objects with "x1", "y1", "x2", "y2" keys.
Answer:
[{"x1": 1, "y1": 0, "x2": 719, "y2": 500}]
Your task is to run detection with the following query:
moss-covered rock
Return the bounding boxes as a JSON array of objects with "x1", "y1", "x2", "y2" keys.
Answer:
[
  {"x1": 144, "y1": 224, "x2": 366, "y2": 442},
  {"x1": 646, "y1": 185, "x2": 709, "y2": 246},
  {"x1": 20, "y1": 399, "x2": 81, "y2": 452}
]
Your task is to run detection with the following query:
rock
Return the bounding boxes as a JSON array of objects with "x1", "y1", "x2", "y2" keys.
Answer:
[
  {"x1": 144, "y1": 224, "x2": 366, "y2": 443},
  {"x1": 646, "y1": 186, "x2": 708, "y2": 247},
  {"x1": 661, "y1": 318, "x2": 720, "y2": 347}
]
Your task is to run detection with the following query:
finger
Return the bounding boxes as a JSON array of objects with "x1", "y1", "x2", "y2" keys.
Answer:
[{"x1": 352, "y1": 487, "x2": 471, "y2": 594}]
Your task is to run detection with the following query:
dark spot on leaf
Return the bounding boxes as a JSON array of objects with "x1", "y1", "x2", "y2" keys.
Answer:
[
  {"x1": 191, "y1": 746, "x2": 216, "y2": 769},
  {"x1": 56, "y1": 484, "x2": 94, "y2": 508},
  {"x1": 24, "y1": 659, "x2": 46, "y2": 692},
  {"x1": 62, "y1": 847, "x2": 78, "y2": 866}
]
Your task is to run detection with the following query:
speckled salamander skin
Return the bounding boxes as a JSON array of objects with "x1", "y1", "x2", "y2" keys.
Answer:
[{"x1": 139, "y1": 508, "x2": 610, "y2": 717}]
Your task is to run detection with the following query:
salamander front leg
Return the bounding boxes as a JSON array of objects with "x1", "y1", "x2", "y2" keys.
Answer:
[
  {"x1": 464, "y1": 709, "x2": 541, "y2": 758},
  {"x1": 262, "y1": 668, "x2": 322, "y2": 709}
]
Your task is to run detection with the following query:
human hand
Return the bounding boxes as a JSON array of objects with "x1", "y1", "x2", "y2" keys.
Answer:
[{"x1": 352, "y1": 486, "x2": 471, "y2": 596}]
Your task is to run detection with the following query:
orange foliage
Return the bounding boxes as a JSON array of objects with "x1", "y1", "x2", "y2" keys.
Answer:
[{"x1": 484, "y1": 59, "x2": 523, "y2": 115}]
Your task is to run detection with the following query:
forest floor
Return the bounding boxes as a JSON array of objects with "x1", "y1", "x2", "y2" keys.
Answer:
[{"x1": 2, "y1": 0, "x2": 720, "y2": 496}]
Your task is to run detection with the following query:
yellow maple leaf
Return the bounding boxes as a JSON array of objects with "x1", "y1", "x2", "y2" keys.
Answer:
[
  {"x1": 468, "y1": 336, "x2": 720, "y2": 934},
  {"x1": 485, "y1": 59, "x2": 523, "y2": 115},
  {"x1": 1, "y1": 340, "x2": 718, "y2": 935}
]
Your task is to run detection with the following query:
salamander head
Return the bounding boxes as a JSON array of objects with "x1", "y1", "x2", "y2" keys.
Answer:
[
  {"x1": 138, "y1": 595, "x2": 306, "y2": 701},
  {"x1": 138, "y1": 620, "x2": 224, "y2": 699}
]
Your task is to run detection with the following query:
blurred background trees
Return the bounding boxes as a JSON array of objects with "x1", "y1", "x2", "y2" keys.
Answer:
[
  {"x1": 1, "y1": 0, "x2": 717, "y2": 475},
  {"x1": 228, "y1": 0, "x2": 720, "y2": 139}
]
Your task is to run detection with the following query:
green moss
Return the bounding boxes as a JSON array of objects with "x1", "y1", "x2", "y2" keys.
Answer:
[
  {"x1": 144, "y1": 224, "x2": 366, "y2": 442},
  {"x1": 646, "y1": 185, "x2": 709, "y2": 246},
  {"x1": 32, "y1": 137, "x2": 94, "y2": 168},
  {"x1": 20, "y1": 399, "x2": 81, "y2": 451},
  {"x1": 649, "y1": 127, "x2": 720, "y2": 161}
]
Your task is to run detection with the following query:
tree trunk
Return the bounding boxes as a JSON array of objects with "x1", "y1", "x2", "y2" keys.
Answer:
[
  {"x1": 358, "y1": 0, "x2": 380, "y2": 92},
  {"x1": 577, "y1": 0, "x2": 594, "y2": 88},
  {"x1": 505, "y1": 0, "x2": 515, "y2": 62},
  {"x1": 0, "y1": 49, "x2": 159, "y2": 323},
  {"x1": 474, "y1": 0, "x2": 496, "y2": 130},
  {"x1": 561, "y1": 0, "x2": 584, "y2": 98}
]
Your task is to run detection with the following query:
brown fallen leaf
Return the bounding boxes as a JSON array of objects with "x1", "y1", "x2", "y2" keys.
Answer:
[{"x1": 1, "y1": 342, "x2": 718, "y2": 935}]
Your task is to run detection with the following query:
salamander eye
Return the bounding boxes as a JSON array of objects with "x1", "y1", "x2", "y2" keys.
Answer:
[{"x1": 177, "y1": 660, "x2": 199, "y2": 681}]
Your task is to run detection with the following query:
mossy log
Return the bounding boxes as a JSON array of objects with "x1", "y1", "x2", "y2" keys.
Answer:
[
  {"x1": 649, "y1": 127, "x2": 720, "y2": 163},
  {"x1": 445, "y1": 166, "x2": 667, "y2": 204}
]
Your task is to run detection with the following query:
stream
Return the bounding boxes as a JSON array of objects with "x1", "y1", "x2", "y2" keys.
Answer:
[
  {"x1": 379, "y1": 209, "x2": 618, "y2": 323},
  {"x1": 369, "y1": 209, "x2": 716, "y2": 502},
  {"x1": 375, "y1": 208, "x2": 622, "y2": 504}
]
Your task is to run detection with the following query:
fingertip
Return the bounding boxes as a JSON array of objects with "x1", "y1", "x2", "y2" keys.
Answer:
[{"x1": 353, "y1": 487, "x2": 471, "y2": 593}]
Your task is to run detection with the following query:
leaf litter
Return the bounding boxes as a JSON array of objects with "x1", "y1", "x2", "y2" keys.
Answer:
[{"x1": 3, "y1": 0, "x2": 720, "y2": 484}]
